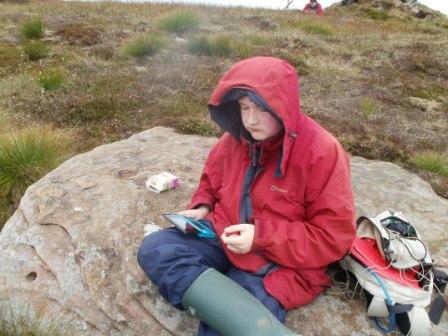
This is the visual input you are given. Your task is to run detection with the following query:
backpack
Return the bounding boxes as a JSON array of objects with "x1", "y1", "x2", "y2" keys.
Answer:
[{"x1": 339, "y1": 211, "x2": 447, "y2": 336}]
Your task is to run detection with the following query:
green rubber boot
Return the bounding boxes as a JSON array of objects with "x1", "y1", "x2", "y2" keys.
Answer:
[{"x1": 181, "y1": 268, "x2": 300, "y2": 336}]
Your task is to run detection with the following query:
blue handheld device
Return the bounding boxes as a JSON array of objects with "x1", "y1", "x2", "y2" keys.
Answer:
[{"x1": 163, "y1": 214, "x2": 216, "y2": 239}]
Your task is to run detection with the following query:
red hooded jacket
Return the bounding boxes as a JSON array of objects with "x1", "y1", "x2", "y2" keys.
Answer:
[
  {"x1": 188, "y1": 57, "x2": 355, "y2": 309},
  {"x1": 303, "y1": 2, "x2": 325, "y2": 16}
]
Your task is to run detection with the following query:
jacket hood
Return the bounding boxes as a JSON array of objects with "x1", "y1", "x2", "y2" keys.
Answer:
[{"x1": 208, "y1": 56, "x2": 304, "y2": 175}]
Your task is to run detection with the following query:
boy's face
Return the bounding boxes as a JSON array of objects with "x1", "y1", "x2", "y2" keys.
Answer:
[{"x1": 239, "y1": 96, "x2": 283, "y2": 141}]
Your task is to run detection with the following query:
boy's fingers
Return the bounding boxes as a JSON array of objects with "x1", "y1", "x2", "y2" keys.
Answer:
[
  {"x1": 224, "y1": 224, "x2": 246, "y2": 234},
  {"x1": 224, "y1": 235, "x2": 243, "y2": 245},
  {"x1": 226, "y1": 244, "x2": 243, "y2": 254},
  {"x1": 177, "y1": 210, "x2": 194, "y2": 217},
  {"x1": 221, "y1": 233, "x2": 238, "y2": 243},
  {"x1": 220, "y1": 232, "x2": 228, "y2": 243}
]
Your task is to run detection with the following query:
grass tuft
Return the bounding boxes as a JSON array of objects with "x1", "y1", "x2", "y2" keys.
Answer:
[
  {"x1": 22, "y1": 41, "x2": 49, "y2": 61},
  {"x1": 157, "y1": 11, "x2": 200, "y2": 34},
  {"x1": 411, "y1": 151, "x2": 448, "y2": 177},
  {"x1": 121, "y1": 34, "x2": 165, "y2": 58},
  {"x1": 20, "y1": 17, "x2": 44, "y2": 40},
  {"x1": 275, "y1": 51, "x2": 310, "y2": 76},
  {"x1": 406, "y1": 51, "x2": 448, "y2": 78},
  {"x1": 0, "y1": 45, "x2": 22, "y2": 75},
  {"x1": 187, "y1": 36, "x2": 213, "y2": 56},
  {"x1": 37, "y1": 68, "x2": 66, "y2": 91},
  {"x1": 210, "y1": 35, "x2": 232, "y2": 57},
  {"x1": 187, "y1": 35, "x2": 232, "y2": 57},
  {"x1": 296, "y1": 19, "x2": 335, "y2": 36},
  {"x1": 365, "y1": 8, "x2": 391, "y2": 21},
  {"x1": 0, "y1": 125, "x2": 71, "y2": 206},
  {"x1": 407, "y1": 85, "x2": 446, "y2": 101},
  {"x1": 359, "y1": 98, "x2": 378, "y2": 118},
  {"x1": 179, "y1": 118, "x2": 221, "y2": 137},
  {"x1": 0, "y1": 299, "x2": 72, "y2": 336},
  {"x1": 68, "y1": 74, "x2": 141, "y2": 123},
  {"x1": 89, "y1": 45, "x2": 114, "y2": 60},
  {"x1": 380, "y1": 0, "x2": 395, "y2": 10}
]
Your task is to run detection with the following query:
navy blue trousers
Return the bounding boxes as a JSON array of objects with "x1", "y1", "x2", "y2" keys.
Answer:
[{"x1": 137, "y1": 227, "x2": 286, "y2": 336}]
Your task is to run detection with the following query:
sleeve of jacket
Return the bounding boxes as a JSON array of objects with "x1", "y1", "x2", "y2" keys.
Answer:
[
  {"x1": 251, "y1": 142, "x2": 356, "y2": 269},
  {"x1": 187, "y1": 140, "x2": 223, "y2": 211},
  {"x1": 316, "y1": 4, "x2": 324, "y2": 16}
]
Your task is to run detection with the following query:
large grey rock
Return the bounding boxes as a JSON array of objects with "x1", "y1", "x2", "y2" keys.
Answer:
[{"x1": 0, "y1": 127, "x2": 447, "y2": 335}]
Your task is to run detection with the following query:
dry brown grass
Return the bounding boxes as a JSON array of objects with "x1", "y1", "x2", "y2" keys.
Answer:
[{"x1": 0, "y1": 0, "x2": 447, "y2": 226}]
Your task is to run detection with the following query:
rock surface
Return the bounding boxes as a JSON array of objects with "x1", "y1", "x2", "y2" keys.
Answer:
[{"x1": 0, "y1": 127, "x2": 447, "y2": 335}]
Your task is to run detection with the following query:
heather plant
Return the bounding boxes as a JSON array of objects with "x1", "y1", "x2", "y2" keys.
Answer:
[
  {"x1": 157, "y1": 11, "x2": 200, "y2": 34},
  {"x1": 20, "y1": 17, "x2": 44, "y2": 39}
]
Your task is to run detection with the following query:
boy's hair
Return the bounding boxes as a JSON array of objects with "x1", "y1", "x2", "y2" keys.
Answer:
[{"x1": 209, "y1": 88, "x2": 282, "y2": 141}]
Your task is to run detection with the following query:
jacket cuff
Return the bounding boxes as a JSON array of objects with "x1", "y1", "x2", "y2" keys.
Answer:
[
  {"x1": 188, "y1": 197, "x2": 213, "y2": 211},
  {"x1": 251, "y1": 218, "x2": 268, "y2": 252}
]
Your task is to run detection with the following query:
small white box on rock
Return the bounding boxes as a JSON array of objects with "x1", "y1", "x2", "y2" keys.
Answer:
[{"x1": 146, "y1": 172, "x2": 181, "y2": 192}]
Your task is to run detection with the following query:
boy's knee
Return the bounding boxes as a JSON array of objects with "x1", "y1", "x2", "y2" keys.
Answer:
[
  {"x1": 137, "y1": 229, "x2": 182, "y2": 270},
  {"x1": 137, "y1": 230, "x2": 164, "y2": 269}
]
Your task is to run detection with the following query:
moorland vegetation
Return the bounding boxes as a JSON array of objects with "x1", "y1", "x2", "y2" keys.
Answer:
[{"x1": 0, "y1": 0, "x2": 447, "y2": 231}]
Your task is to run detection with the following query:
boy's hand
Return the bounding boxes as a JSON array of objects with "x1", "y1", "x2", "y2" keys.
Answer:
[
  {"x1": 177, "y1": 205, "x2": 210, "y2": 220},
  {"x1": 221, "y1": 224, "x2": 254, "y2": 254}
]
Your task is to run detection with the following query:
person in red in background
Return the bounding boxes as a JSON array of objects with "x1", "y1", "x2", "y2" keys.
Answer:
[
  {"x1": 138, "y1": 57, "x2": 355, "y2": 336},
  {"x1": 303, "y1": 0, "x2": 325, "y2": 16}
]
